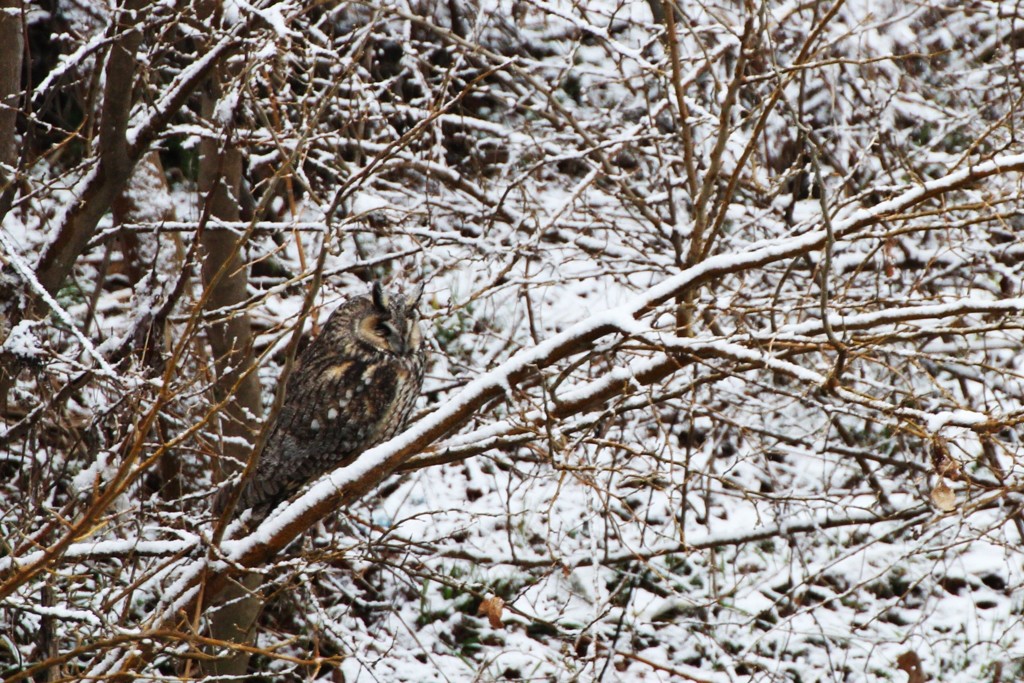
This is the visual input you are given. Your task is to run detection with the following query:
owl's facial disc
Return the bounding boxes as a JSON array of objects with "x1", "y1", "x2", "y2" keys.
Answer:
[
  {"x1": 358, "y1": 313, "x2": 400, "y2": 354},
  {"x1": 357, "y1": 283, "x2": 423, "y2": 356}
]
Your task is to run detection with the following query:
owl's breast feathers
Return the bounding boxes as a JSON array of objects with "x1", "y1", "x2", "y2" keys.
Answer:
[{"x1": 236, "y1": 349, "x2": 423, "y2": 512}]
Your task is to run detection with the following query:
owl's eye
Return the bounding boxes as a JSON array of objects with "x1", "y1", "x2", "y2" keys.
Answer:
[{"x1": 375, "y1": 320, "x2": 397, "y2": 338}]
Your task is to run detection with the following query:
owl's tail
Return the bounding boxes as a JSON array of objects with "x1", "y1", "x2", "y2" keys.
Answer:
[{"x1": 212, "y1": 475, "x2": 288, "y2": 523}]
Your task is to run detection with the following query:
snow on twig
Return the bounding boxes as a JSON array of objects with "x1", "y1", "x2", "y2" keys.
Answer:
[{"x1": 0, "y1": 229, "x2": 121, "y2": 379}]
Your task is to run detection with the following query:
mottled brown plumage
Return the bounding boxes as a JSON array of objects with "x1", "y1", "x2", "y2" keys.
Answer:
[{"x1": 231, "y1": 282, "x2": 426, "y2": 517}]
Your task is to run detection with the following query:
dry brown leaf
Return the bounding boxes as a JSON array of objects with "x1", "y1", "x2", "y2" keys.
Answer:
[
  {"x1": 477, "y1": 596, "x2": 505, "y2": 629},
  {"x1": 896, "y1": 650, "x2": 925, "y2": 683},
  {"x1": 931, "y1": 480, "x2": 956, "y2": 512}
]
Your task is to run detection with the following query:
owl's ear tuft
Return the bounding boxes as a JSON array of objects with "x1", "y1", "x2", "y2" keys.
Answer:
[
  {"x1": 371, "y1": 281, "x2": 388, "y2": 311},
  {"x1": 407, "y1": 284, "x2": 424, "y2": 310}
]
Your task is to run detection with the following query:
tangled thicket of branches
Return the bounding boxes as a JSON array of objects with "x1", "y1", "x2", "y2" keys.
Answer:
[{"x1": 2, "y1": 0, "x2": 1024, "y2": 681}]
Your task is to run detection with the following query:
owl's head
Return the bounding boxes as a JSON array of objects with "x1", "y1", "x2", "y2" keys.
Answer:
[{"x1": 349, "y1": 282, "x2": 424, "y2": 357}]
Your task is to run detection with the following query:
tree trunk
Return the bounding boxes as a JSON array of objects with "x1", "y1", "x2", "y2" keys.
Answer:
[
  {"x1": 0, "y1": 0, "x2": 23, "y2": 411},
  {"x1": 197, "y1": 49, "x2": 265, "y2": 678},
  {"x1": 0, "y1": 0, "x2": 22, "y2": 183}
]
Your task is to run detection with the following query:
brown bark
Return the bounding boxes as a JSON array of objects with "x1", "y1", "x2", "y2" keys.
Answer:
[
  {"x1": 0, "y1": 0, "x2": 22, "y2": 184},
  {"x1": 198, "y1": 104, "x2": 261, "y2": 488},
  {"x1": 0, "y1": 0, "x2": 23, "y2": 410},
  {"x1": 196, "y1": 46, "x2": 264, "y2": 678}
]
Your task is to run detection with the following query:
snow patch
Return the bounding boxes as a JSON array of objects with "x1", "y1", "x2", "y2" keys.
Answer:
[{"x1": 1, "y1": 321, "x2": 44, "y2": 360}]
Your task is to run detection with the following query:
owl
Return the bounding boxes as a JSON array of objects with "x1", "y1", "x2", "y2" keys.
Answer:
[{"x1": 229, "y1": 282, "x2": 426, "y2": 517}]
